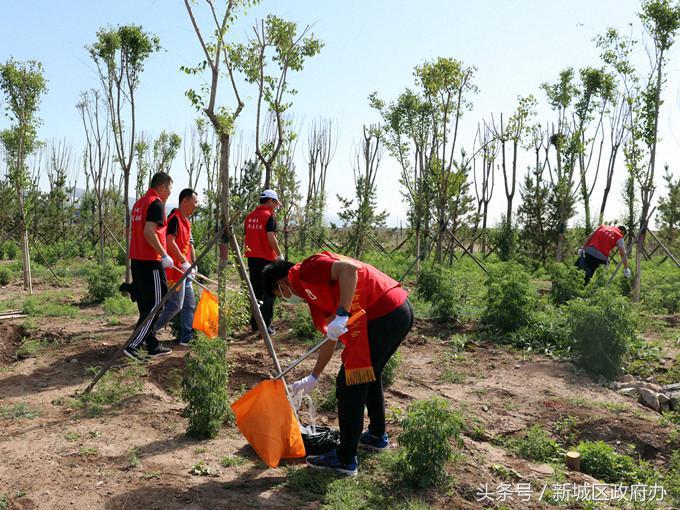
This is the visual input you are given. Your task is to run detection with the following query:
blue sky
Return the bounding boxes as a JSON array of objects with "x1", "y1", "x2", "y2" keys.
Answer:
[{"x1": 1, "y1": 1, "x2": 678, "y2": 227}]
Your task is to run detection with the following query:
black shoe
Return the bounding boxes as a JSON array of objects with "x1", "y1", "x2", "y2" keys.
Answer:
[
  {"x1": 123, "y1": 347, "x2": 148, "y2": 363},
  {"x1": 147, "y1": 345, "x2": 173, "y2": 358},
  {"x1": 267, "y1": 325, "x2": 276, "y2": 336}
]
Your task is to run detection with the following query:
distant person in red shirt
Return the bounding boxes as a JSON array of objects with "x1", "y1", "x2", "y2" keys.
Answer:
[
  {"x1": 154, "y1": 188, "x2": 199, "y2": 346},
  {"x1": 244, "y1": 189, "x2": 283, "y2": 335},
  {"x1": 262, "y1": 252, "x2": 413, "y2": 476},
  {"x1": 125, "y1": 172, "x2": 174, "y2": 362},
  {"x1": 576, "y1": 224, "x2": 631, "y2": 283}
]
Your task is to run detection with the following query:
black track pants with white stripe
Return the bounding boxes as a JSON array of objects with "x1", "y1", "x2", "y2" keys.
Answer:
[{"x1": 129, "y1": 259, "x2": 167, "y2": 351}]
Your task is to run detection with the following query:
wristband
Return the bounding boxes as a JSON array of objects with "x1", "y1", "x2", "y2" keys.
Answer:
[
  {"x1": 336, "y1": 306, "x2": 350, "y2": 317},
  {"x1": 310, "y1": 373, "x2": 318, "y2": 381}
]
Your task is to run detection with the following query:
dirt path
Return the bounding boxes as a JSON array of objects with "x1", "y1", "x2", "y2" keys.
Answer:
[{"x1": 0, "y1": 301, "x2": 677, "y2": 509}]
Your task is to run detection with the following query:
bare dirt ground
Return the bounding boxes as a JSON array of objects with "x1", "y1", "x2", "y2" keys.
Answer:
[{"x1": 0, "y1": 277, "x2": 678, "y2": 510}]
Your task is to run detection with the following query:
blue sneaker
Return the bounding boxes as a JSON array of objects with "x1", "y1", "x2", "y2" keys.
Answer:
[
  {"x1": 306, "y1": 449, "x2": 358, "y2": 476},
  {"x1": 358, "y1": 431, "x2": 389, "y2": 452}
]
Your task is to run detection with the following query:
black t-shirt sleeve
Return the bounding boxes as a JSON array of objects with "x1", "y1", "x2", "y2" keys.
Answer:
[
  {"x1": 146, "y1": 200, "x2": 165, "y2": 226},
  {"x1": 166, "y1": 216, "x2": 179, "y2": 236},
  {"x1": 266, "y1": 215, "x2": 277, "y2": 233}
]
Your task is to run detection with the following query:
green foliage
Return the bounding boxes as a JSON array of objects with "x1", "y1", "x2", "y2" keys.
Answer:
[
  {"x1": 381, "y1": 351, "x2": 401, "y2": 387},
  {"x1": 397, "y1": 397, "x2": 463, "y2": 489},
  {"x1": 22, "y1": 295, "x2": 79, "y2": 318},
  {"x1": 0, "y1": 267, "x2": 10, "y2": 286},
  {"x1": 548, "y1": 262, "x2": 586, "y2": 305},
  {"x1": 5, "y1": 243, "x2": 17, "y2": 260},
  {"x1": 505, "y1": 425, "x2": 564, "y2": 463},
  {"x1": 317, "y1": 386, "x2": 337, "y2": 413},
  {"x1": 218, "y1": 264, "x2": 250, "y2": 335},
  {"x1": 0, "y1": 401, "x2": 41, "y2": 421},
  {"x1": 220, "y1": 454, "x2": 247, "y2": 467},
  {"x1": 103, "y1": 295, "x2": 137, "y2": 316},
  {"x1": 291, "y1": 306, "x2": 321, "y2": 342},
  {"x1": 668, "y1": 450, "x2": 680, "y2": 506},
  {"x1": 15, "y1": 338, "x2": 48, "y2": 359},
  {"x1": 483, "y1": 264, "x2": 536, "y2": 334},
  {"x1": 417, "y1": 262, "x2": 485, "y2": 322},
  {"x1": 510, "y1": 305, "x2": 571, "y2": 354},
  {"x1": 86, "y1": 263, "x2": 121, "y2": 303},
  {"x1": 181, "y1": 335, "x2": 230, "y2": 439},
  {"x1": 78, "y1": 363, "x2": 146, "y2": 415},
  {"x1": 576, "y1": 440, "x2": 658, "y2": 485},
  {"x1": 492, "y1": 217, "x2": 517, "y2": 262},
  {"x1": 566, "y1": 289, "x2": 636, "y2": 379}
]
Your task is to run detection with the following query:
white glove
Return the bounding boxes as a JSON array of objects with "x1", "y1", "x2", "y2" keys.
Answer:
[
  {"x1": 276, "y1": 254, "x2": 285, "y2": 262},
  {"x1": 161, "y1": 255, "x2": 173, "y2": 269},
  {"x1": 291, "y1": 374, "x2": 318, "y2": 396},
  {"x1": 327, "y1": 315, "x2": 349, "y2": 340},
  {"x1": 180, "y1": 261, "x2": 192, "y2": 273},
  {"x1": 577, "y1": 248, "x2": 584, "y2": 257},
  {"x1": 623, "y1": 267, "x2": 631, "y2": 278}
]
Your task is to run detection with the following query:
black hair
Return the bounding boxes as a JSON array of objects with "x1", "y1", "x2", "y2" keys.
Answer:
[
  {"x1": 262, "y1": 260, "x2": 295, "y2": 297},
  {"x1": 179, "y1": 188, "x2": 197, "y2": 203},
  {"x1": 617, "y1": 225, "x2": 627, "y2": 236},
  {"x1": 259, "y1": 197, "x2": 271, "y2": 205},
  {"x1": 150, "y1": 172, "x2": 173, "y2": 188}
]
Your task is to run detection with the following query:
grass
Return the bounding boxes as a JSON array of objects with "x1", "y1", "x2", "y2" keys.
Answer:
[
  {"x1": 0, "y1": 402, "x2": 41, "y2": 421},
  {"x1": 220, "y1": 454, "x2": 247, "y2": 467},
  {"x1": 72, "y1": 363, "x2": 147, "y2": 416},
  {"x1": 79, "y1": 446, "x2": 98, "y2": 456},
  {"x1": 22, "y1": 295, "x2": 79, "y2": 318},
  {"x1": 15, "y1": 338, "x2": 48, "y2": 359},
  {"x1": 103, "y1": 295, "x2": 137, "y2": 316},
  {"x1": 316, "y1": 386, "x2": 338, "y2": 413},
  {"x1": 64, "y1": 431, "x2": 81, "y2": 442},
  {"x1": 439, "y1": 367, "x2": 465, "y2": 384},
  {"x1": 502, "y1": 425, "x2": 564, "y2": 463}
]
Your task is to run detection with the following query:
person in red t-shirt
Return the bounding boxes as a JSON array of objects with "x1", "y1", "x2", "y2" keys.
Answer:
[
  {"x1": 125, "y1": 172, "x2": 174, "y2": 362},
  {"x1": 576, "y1": 224, "x2": 631, "y2": 283},
  {"x1": 262, "y1": 252, "x2": 413, "y2": 476},
  {"x1": 154, "y1": 188, "x2": 199, "y2": 346},
  {"x1": 244, "y1": 189, "x2": 283, "y2": 335}
]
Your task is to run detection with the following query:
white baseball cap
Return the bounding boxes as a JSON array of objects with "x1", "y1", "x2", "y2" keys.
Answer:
[{"x1": 260, "y1": 189, "x2": 281, "y2": 204}]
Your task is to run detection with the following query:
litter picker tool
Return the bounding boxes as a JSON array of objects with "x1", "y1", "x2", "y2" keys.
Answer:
[
  {"x1": 274, "y1": 309, "x2": 366, "y2": 381},
  {"x1": 172, "y1": 265, "x2": 212, "y2": 292}
]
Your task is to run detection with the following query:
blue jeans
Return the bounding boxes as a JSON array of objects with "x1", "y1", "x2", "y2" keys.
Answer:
[{"x1": 154, "y1": 278, "x2": 196, "y2": 343}]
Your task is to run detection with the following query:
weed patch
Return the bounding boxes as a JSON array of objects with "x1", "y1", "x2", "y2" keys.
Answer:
[{"x1": 0, "y1": 402, "x2": 41, "y2": 421}]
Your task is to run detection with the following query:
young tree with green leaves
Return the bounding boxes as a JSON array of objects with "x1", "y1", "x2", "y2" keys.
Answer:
[
  {"x1": 134, "y1": 130, "x2": 182, "y2": 198},
  {"x1": 230, "y1": 15, "x2": 322, "y2": 188},
  {"x1": 0, "y1": 58, "x2": 48, "y2": 292},
  {"x1": 88, "y1": 25, "x2": 161, "y2": 281},
  {"x1": 658, "y1": 164, "x2": 680, "y2": 244},
  {"x1": 472, "y1": 122, "x2": 497, "y2": 253},
  {"x1": 337, "y1": 125, "x2": 388, "y2": 258}
]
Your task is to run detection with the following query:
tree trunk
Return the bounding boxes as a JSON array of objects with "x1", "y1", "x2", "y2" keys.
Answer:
[
  {"x1": 17, "y1": 190, "x2": 32, "y2": 293},
  {"x1": 123, "y1": 170, "x2": 131, "y2": 282},
  {"x1": 217, "y1": 133, "x2": 230, "y2": 340}
]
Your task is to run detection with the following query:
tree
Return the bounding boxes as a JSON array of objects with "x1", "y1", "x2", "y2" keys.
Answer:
[
  {"x1": 0, "y1": 58, "x2": 48, "y2": 292},
  {"x1": 230, "y1": 14, "x2": 322, "y2": 188},
  {"x1": 337, "y1": 125, "x2": 388, "y2": 258},
  {"x1": 134, "y1": 130, "x2": 182, "y2": 198},
  {"x1": 183, "y1": 0, "x2": 251, "y2": 338},
  {"x1": 416, "y1": 58, "x2": 477, "y2": 263},
  {"x1": 472, "y1": 122, "x2": 497, "y2": 253},
  {"x1": 88, "y1": 25, "x2": 161, "y2": 282},
  {"x1": 657, "y1": 164, "x2": 680, "y2": 244}
]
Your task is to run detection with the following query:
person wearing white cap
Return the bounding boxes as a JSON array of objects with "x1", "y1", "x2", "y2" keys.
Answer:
[{"x1": 243, "y1": 189, "x2": 284, "y2": 335}]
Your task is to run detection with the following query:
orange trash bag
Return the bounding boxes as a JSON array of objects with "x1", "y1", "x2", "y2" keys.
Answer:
[
  {"x1": 192, "y1": 289, "x2": 219, "y2": 339},
  {"x1": 231, "y1": 379, "x2": 305, "y2": 467}
]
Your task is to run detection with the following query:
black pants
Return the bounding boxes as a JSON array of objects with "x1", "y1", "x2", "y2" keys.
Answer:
[
  {"x1": 129, "y1": 259, "x2": 167, "y2": 351},
  {"x1": 575, "y1": 253, "x2": 606, "y2": 284},
  {"x1": 248, "y1": 257, "x2": 275, "y2": 330},
  {"x1": 336, "y1": 299, "x2": 414, "y2": 464}
]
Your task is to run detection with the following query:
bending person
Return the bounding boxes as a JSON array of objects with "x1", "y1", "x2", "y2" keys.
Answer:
[
  {"x1": 576, "y1": 224, "x2": 631, "y2": 283},
  {"x1": 262, "y1": 251, "x2": 413, "y2": 476}
]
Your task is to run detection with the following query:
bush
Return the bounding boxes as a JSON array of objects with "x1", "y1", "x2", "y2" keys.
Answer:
[
  {"x1": 548, "y1": 263, "x2": 586, "y2": 306},
  {"x1": 492, "y1": 217, "x2": 517, "y2": 262},
  {"x1": 87, "y1": 263, "x2": 121, "y2": 303},
  {"x1": 397, "y1": 397, "x2": 463, "y2": 489},
  {"x1": 292, "y1": 307, "x2": 321, "y2": 341},
  {"x1": 416, "y1": 263, "x2": 484, "y2": 322},
  {"x1": 506, "y1": 425, "x2": 563, "y2": 463},
  {"x1": 103, "y1": 295, "x2": 137, "y2": 316},
  {"x1": 381, "y1": 351, "x2": 401, "y2": 387},
  {"x1": 218, "y1": 265, "x2": 250, "y2": 335},
  {"x1": 0, "y1": 267, "x2": 10, "y2": 286},
  {"x1": 510, "y1": 306, "x2": 570, "y2": 354},
  {"x1": 575, "y1": 440, "x2": 654, "y2": 485},
  {"x1": 566, "y1": 289, "x2": 636, "y2": 379},
  {"x1": 5, "y1": 243, "x2": 17, "y2": 260},
  {"x1": 483, "y1": 264, "x2": 536, "y2": 334},
  {"x1": 181, "y1": 335, "x2": 230, "y2": 439}
]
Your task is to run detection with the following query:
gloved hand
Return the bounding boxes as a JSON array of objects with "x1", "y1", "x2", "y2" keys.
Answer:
[
  {"x1": 577, "y1": 248, "x2": 584, "y2": 257},
  {"x1": 161, "y1": 255, "x2": 173, "y2": 269},
  {"x1": 291, "y1": 374, "x2": 318, "y2": 396},
  {"x1": 623, "y1": 267, "x2": 632, "y2": 278},
  {"x1": 327, "y1": 315, "x2": 349, "y2": 340},
  {"x1": 276, "y1": 254, "x2": 285, "y2": 262},
  {"x1": 180, "y1": 261, "x2": 192, "y2": 273}
]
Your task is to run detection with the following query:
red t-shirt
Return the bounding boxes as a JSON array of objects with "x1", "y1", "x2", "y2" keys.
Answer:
[{"x1": 299, "y1": 253, "x2": 408, "y2": 320}]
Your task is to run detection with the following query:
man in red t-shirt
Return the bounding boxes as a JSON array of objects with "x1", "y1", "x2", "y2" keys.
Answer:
[
  {"x1": 244, "y1": 189, "x2": 283, "y2": 335},
  {"x1": 262, "y1": 252, "x2": 413, "y2": 475},
  {"x1": 125, "y1": 172, "x2": 174, "y2": 362},
  {"x1": 154, "y1": 188, "x2": 199, "y2": 346},
  {"x1": 576, "y1": 224, "x2": 631, "y2": 283}
]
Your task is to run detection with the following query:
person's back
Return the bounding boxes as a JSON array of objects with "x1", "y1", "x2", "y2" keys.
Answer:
[
  {"x1": 585, "y1": 225, "x2": 625, "y2": 261},
  {"x1": 244, "y1": 205, "x2": 277, "y2": 261}
]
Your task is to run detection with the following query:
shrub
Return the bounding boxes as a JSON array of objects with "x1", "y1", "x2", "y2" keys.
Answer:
[
  {"x1": 87, "y1": 263, "x2": 121, "y2": 303},
  {"x1": 483, "y1": 264, "x2": 536, "y2": 334},
  {"x1": 566, "y1": 289, "x2": 636, "y2": 379},
  {"x1": 181, "y1": 335, "x2": 230, "y2": 439},
  {"x1": 0, "y1": 267, "x2": 10, "y2": 286},
  {"x1": 381, "y1": 351, "x2": 401, "y2": 387},
  {"x1": 548, "y1": 263, "x2": 585, "y2": 305},
  {"x1": 103, "y1": 295, "x2": 137, "y2": 316},
  {"x1": 397, "y1": 397, "x2": 463, "y2": 489},
  {"x1": 506, "y1": 425, "x2": 563, "y2": 463},
  {"x1": 510, "y1": 306, "x2": 570, "y2": 354},
  {"x1": 493, "y1": 217, "x2": 517, "y2": 262},
  {"x1": 218, "y1": 265, "x2": 250, "y2": 335},
  {"x1": 292, "y1": 307, "x2": 321, "y2": 341},
  {"x1": 575, "y1": 440, "x2": 654, "y2": 485},
  {"x1": 416, "y1": 264, "x2": 483, "y2": 322},
  {"x1": 5, "y1": 243, "x2": 17, "y2": 260}
]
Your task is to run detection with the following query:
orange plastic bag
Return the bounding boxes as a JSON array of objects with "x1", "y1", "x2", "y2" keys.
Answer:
[
  {"x1": 192, "y1": 289, "x2": 219, "y2": 339},
  {"x1": 231, "y1": 379, "x2": 305, "y2": 467}
]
